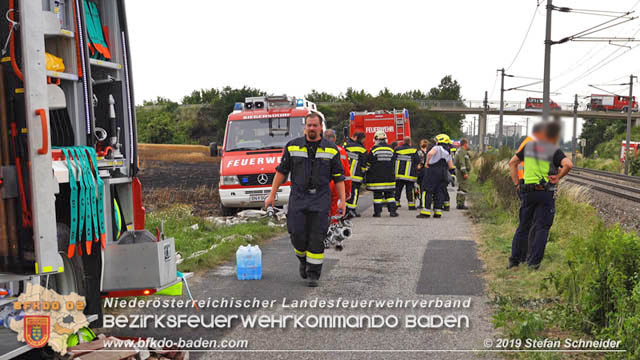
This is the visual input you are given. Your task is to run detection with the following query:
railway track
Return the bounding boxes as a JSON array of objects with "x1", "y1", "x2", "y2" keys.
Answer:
[{"x1": 565, "y1": 167, "x2": 640, "y2": 202}]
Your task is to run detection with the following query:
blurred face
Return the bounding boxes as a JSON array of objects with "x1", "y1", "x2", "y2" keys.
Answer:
[
  {"x1": 305, "y1": 116, "x2": 322, "y2": 141},
  {"x1": 463, "y1": 142, "x2": 469, "y2": 150}
]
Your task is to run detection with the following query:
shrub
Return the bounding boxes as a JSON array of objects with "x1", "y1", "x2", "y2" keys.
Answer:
[{"x1": 477, "y1": 154, "x2": 497, "y2": 184}]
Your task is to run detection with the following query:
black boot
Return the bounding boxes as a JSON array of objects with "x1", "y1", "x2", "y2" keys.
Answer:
[
  {"x1": 307, "y1": 279, "x2": 318, "y2": 287},
  {"x1": 373, "y1": 213, "x2": 381, "y2": 217},
  {"x1": 390, "y1": 212, "x2": 399, "y2": 217},
  {"x1": 299, "y1": 262, "x2": 307, "y2": 279}
]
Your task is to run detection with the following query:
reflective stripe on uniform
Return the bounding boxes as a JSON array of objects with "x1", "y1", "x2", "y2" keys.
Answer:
[
  {"x1": 346, "y1": 146, "x2": 366, "y2": 153},
  {"x1": 372, "y1": 146, "x2": 394, "y2": 153},
  {"x1": 385, "y1": 198, "x2": 395, "y2": 203},
  {"x1": 306, "y1": 251, "x2": 324, "y2": 264},
  {"x1": 317, "y1": 147, "x2": 338, "y2": 156},
  {"x1": 396, "y1": 148, "x2": 417, "y2": 155},
  {"x1": 316, "y1": 152, "x2": 336, "y2": 159},
  {"x1": 351, "y1": 175, "x2": 363, "y2": 182},
  {"x1": 346, "y1": 188, "x2": 359, "y2": 208},
  {"x1": 294, "y1": 248, "x2": 305, "y2": 258},
  {"x1": 373, "y1": 198, "x2": 385, "y2": 203},
  {"x1": 288, "y1": 145, "x2": 309, "y2": 158},
  {"x1": 396, "y1": 174, "x2": 417, "y2": 182}
]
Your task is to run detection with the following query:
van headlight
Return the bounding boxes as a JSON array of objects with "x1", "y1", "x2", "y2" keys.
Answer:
[{"x1": 221, "y1": 176, "x2": 240, "y2": 185}]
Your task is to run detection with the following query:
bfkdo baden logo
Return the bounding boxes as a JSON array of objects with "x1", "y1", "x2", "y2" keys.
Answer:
[
  {"x1": 24, "y1": 315, "x2": 50, "y2": 348},
  {"x1": 8, "y1": 283, "x2": 89, "y2": 355}
]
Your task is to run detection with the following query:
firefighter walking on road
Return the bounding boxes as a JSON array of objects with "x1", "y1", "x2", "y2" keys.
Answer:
[
  {"x1": 265, "y1": 113, "x2": 346, "y2": 287},
  {"x1": 454, "y1": 138, "x2": 471, "y2": 210},
  {"x1": 417, "y1": 134, "x2": 455, "y2": 219},
  {"x1": 345, "y1": 132, "x2": 367, "y2": 218},
  {"x1": 394, "y1": 138, "x2": 420, "y2": 210},
  {"x1": 365, "y1": 131, "x2": 398, "y2": 217}
]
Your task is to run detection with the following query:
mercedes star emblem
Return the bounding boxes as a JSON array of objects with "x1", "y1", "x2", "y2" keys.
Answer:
[{"x1": 257, "y1": 173, "x2": 269, "y2": 185}]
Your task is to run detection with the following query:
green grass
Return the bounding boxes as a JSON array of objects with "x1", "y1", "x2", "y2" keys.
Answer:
[
  {"x1": 146, "y1": 205, "x2": 285, "y2": 272},
  {"x1": 578, "y1": 157, "x2": 623, "y2": 174},
  {"x1": 469, "y1": 167, "x2": 608, "y2": 359}
]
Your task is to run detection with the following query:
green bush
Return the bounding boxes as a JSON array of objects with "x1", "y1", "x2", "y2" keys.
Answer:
[
  {"x1": 477, "y1": 154, "x2": 497, "y2": 184},
  {"x1": 554, "y1": 224, "x2": 640, "y2": 357}
]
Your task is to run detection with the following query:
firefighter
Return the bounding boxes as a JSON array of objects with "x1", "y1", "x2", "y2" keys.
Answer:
[
  {"x1": 507, "y1": 122, "x2": 573, "y2": 270},
  {"x1": 324, "y1": 129, "x2": 352, "y2": 222},
  {"x1": 365, "y1": 131, "x2": 398, "y2": 217},
  {"x1": 344, "y1": 132, "x2": 367, "y2": 218},
  {"x1": 394, "y1": 138, "x2": 420, "y2": 210},
  {"x1": 454, "y1": 138, "x2": 471, "y2": 210},
  {"x1": 265, "y1": 113, "x2": 346, "y2": 287},
  {"x1": 416, "y1": 139, "x2": 429, "y2": 208},
  {"x1": 417, "y1": 134, "x2": 454, "y2": 219},
  {"x1": 442, "y1": 144, "x2": 456, "y2": 211}
]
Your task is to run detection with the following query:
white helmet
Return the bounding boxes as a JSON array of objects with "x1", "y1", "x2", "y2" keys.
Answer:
[{"x1": 374, "y1": 130, "x2": 387, "y2": 140}]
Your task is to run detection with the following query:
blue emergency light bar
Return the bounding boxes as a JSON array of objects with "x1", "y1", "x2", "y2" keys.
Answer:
[
  {"x1": 296, "y1": 99, "x2": 304, "y2": 107},
  {"x1": 234, "y1": 103, "x2": 244, "y2": 111}
]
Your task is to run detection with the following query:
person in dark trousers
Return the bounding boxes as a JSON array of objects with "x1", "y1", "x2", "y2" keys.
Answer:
[
  {"x1": 365, "y1": 131, "x2": 398, "y2": 217},
  {"x1": 515, "y1": 122, "x2": 546, "y2": 261},
  {"x1": 417, "y1": 134, "x2": 454, "y2": 218},
  {"x1": 416, "y1": 139, "x2": 429, "y2": 208},
  {"x1": 394, "y1": 138, "x2": 420, "y2": 210},
  {"x1": 507, "y1": 122, "x2": 572, "y2": 270},
  {"x1": 454, "y1": 138, "x2": 471, "y2": 210},
  {"x1": 344, "y1": 132, "x2": 367, "y2": 218},
  {"x1": 265, "y1": 113, "x2": 346, "y2": 287}
]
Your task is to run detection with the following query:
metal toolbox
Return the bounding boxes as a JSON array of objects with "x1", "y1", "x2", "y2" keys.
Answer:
[{"x1": 102, "y1": 231, "x2": 177, "y2": 291}]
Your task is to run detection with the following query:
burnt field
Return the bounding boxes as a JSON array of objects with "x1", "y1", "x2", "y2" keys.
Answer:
[{"x1": 137, "y1": 144, "x2": 222, "y2": 216}]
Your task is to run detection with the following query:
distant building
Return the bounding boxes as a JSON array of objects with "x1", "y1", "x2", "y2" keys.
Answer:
[{"x1": 494, "y1": 123, "x2": 523, "y2": 137}]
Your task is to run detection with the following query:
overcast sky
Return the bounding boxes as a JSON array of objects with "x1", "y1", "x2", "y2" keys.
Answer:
[{"x1": 125, "y1": 0, "x2": 640, "y2": 140}]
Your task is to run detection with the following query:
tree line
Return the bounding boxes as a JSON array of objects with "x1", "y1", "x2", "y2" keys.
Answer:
[{"x1": 135, "y1": 76, "x2": 466, "y2": 145}]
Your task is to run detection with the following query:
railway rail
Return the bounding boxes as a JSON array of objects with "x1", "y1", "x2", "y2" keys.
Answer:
[{"x1": 565, "y1": 167, "x2": 640, "y2": 203}]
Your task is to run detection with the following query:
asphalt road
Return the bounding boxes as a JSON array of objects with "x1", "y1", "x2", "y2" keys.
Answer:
[{"x1": 107, "y1": 187, "x2": 498, "y2": 359}]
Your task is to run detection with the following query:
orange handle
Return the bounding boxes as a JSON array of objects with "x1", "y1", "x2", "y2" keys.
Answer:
[{"x1": 36, "y1": 109, "x2": 48, "y2": 155}]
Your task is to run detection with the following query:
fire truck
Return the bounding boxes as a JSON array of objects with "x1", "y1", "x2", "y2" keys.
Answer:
[
  {"x1": 348, "y1": 109, "x2": 411, "y2": 150},
  {"x1": 525, "y1": 97, "x2": 561, "y2": 111},
  {"x1": 588, "y1": 94, "x2": 638, "y2": 112},
  {"x1": 620, "y1": 141, "x2": 640, "y2": 163},
  {"x1": 1, "y1": 1, "x2": 184, "y2": 358},
  {"x1": 218, "y1": 96, "x2": 324, "y2": 216}
]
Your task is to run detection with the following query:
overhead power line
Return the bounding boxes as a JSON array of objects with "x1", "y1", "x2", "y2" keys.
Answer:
[{"x1": 505, "y1": 1, "x2": 542, "y2": 71}]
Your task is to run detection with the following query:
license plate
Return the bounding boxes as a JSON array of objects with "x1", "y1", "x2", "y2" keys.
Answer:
[{"x1": 249, "y1": 194, "x2": 275, "y2": 202}]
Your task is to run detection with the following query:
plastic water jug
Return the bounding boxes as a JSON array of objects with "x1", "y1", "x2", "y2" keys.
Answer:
[{"x1": 236, "y1": 245, "x2": 262, "y2": 280}]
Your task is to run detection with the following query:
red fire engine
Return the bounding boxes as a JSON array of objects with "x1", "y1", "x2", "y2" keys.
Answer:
[
  {"x1": 588, "y1": 94, "x2": 638, "y2": 112},
  {"x1": 218, "y1": 95, "x2": 323, "y2": 215},
  {"x1": 525, "y1": 97, "x2": 561, "y2": 111},
  {"x1": 620, "y1": 141, "x2": 640, "y2": 163},
  {"x1": 348, "y1": 109, "x2": 411, "y2": 149}
]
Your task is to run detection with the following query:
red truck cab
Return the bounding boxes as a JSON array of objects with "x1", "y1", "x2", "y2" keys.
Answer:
[
  {"x1": 219, "y1": 96, "x2": 323, "y2": 215},
  {"x1": 525, "y1": 97, "x2": 561, "y2": 111},
  {"x1": 348, "y1": 109, "x2": 411, "y2": 150}
]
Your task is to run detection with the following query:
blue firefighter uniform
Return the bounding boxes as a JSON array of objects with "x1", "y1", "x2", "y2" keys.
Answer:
[
  {"x1": 344, "y1": 138, "x2": 367, "y2": 216},
  {"x1": 394, "y1": 143, "x2": 420, "y2": 210},
  {"x1": 365, "y1": 142, "x2": 398, "y2": 216},
  {"x1": 419, "y1": 143, "x2": 452, "y2": 218},
  {"x1": 276, "y1": 136, "x2": 345, "y2": 280}
]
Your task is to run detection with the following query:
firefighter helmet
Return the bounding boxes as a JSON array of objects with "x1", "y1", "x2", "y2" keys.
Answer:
[
  {"x1": 435, "y1": 134, "x2": 451, "y2": 145},
  {"x1": 374, "y1": 130, "x2": 387, "y2": 140}
]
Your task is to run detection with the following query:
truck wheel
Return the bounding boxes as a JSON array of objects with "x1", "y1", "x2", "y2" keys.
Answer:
[
  {"x1": 221, "y1": 206, "x2": 237, "y2": 216},
  {"x1": 41, "y1": 224, "x2": 87, "y2": 297},
  {"x1": 209, "y1": 142, "x2": 218, "y2": 157}
]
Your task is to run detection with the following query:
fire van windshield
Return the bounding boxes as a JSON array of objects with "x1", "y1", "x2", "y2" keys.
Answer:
[{"x1": 225, "y1": 117, "x2": 305, "y2": 152}]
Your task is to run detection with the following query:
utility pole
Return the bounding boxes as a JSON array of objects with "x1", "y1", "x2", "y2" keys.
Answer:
[
  {"x1": 542, "y1": 0, "x2": 553, "y2": 122},
  {"x1": 572, "y1": 94, "x2": 578, "y2": 164},
  {"x1": 625, "y1": 74, "x2": 635, "y2": 175},
  {"x1": 526, "y1": 117, "x2": 529, "y2": 137},
  {"x1": 498, "y1": 68, "x2": 505, "y2": 147},
  {"x1": 481, "y1": 91, "x2": 488, "y2": 152},
  {"x1": 472, "y1": 116, "x2": 477, "y2": 148}
]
